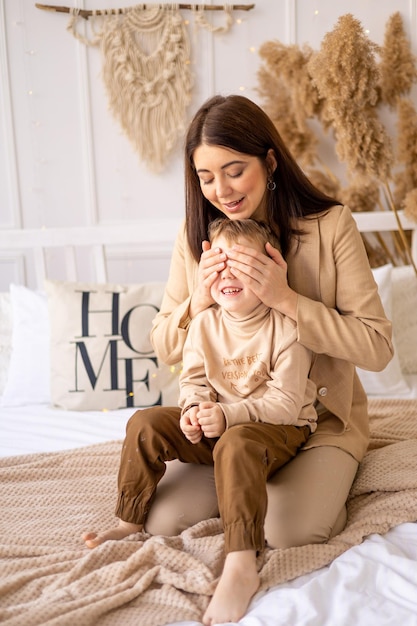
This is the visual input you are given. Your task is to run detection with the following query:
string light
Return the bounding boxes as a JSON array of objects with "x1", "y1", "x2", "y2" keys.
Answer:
[{"x1": 223, "y1": 15, "x2": 254, "y2": 96}]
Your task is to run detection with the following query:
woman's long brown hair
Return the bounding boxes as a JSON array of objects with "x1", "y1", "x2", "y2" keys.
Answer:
[{"x1": 184, "y1": 94, "x2": 341, "y2": 262}]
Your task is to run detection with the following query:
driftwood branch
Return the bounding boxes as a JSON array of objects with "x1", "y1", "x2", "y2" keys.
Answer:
[{"x1": 35, "y1": 3, "x2": 255, "y2": 19}]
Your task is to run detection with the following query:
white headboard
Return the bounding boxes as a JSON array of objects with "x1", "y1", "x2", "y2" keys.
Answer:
[
  {"x1": 0, "y1": 210, "x2": 415, "y2": 290},
  {"x1": 352, "y1": 209, "x2": 417, "y2": 270},
  {"x1": 0, "y1": 218, "x2": 180, "y2": 289}
]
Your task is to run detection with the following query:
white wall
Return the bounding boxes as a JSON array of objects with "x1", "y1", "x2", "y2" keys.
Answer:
[{"x1": 1, "y1": 0, "x2": 416, "y2": 288}]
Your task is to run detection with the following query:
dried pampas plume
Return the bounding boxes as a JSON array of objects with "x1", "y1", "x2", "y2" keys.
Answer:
[
  {"x1": 257, "y1": 66, "x2": 317, "y2": 166},
  {"x1": 258, "y1": 41, "x2": 321, "y2": 122},
  {"x1": 394, "y1": 99, "x2": 417, "y2": 208},
  {"x1": 307, "y1": 13, "x2": 392, "y2": 182},
  {"x1": 340, "y1": 182, "x2": 380, "y2": 214},
  {"x1": 379, "y1": 12, "x2": 417, "y2": 108},
  {"x1": 257, "y1": 41, "x2": 325, "y2": 167},
  {"x1": 306, "y1": 169, "x2": 340, "y2": 199}
]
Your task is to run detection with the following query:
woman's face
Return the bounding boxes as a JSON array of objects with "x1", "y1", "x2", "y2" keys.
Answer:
[{"x1": 193, "y1": 144, "x2": 272, "y2": 221}]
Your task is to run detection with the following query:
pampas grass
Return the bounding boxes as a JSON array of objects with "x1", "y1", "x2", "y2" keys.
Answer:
[
  {"x1": 394, "y1": 99, "x2": 417, "y2": 208},
  {"x1": 257, "y1": 11, "x2": 417, "y2": 270},
  {"x1": 379, "y1": 12, "x2": 417, "y2": 108},
  {"x1": 258, "y1": 42, "x2": 319, "y2": 166},
  {"x1": 307, "y1": 14, "x2": 392, "y2": 183}
]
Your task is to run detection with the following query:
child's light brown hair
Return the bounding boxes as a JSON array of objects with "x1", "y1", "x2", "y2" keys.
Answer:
[{"x1": 208, "y1": 218, "x2": 281, "y2": 255}]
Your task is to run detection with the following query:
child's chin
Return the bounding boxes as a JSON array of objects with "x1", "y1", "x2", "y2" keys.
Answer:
[{"x1": 223, "y1": 304, "x2": 243, "y2": 314}]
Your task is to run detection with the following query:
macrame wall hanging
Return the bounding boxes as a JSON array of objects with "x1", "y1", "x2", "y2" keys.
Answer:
[{"x1": 36, "y1": 3, "x2": 255, "y2": 173}]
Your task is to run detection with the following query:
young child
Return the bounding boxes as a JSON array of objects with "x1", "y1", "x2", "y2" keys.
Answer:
[
  {"x1": 178, "y1": 218, "x2": 317, "y2": 623},
  {"x1": 84, "y1": 218, "x2": 317, "y2": 625}
]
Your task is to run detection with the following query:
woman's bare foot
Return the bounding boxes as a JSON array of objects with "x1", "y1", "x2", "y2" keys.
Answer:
[
  {"x1": 82, "y1": 519, "x2": 142, "y2": 549},
  {"x1": 202, "y1": 550, "x2": 260, "y2": 626}
]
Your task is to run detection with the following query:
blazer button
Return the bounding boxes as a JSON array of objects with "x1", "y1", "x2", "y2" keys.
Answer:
[{"x1": 318, "y1": 387, "x2": 328, "y2": 396}]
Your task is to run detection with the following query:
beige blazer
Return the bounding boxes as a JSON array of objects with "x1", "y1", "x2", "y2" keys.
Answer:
[{"x1": 151, "y1": 205, "x2": 393, "y2": 462}]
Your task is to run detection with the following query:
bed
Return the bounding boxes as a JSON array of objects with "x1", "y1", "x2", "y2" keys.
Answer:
[{"x1": 1, "y1": 210, "x2": 417, "y2": 626}]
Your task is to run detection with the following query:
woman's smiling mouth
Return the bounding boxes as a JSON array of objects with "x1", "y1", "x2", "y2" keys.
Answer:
[{"x1": 223, "y1": 198, "x2": 244, "y2": 211}]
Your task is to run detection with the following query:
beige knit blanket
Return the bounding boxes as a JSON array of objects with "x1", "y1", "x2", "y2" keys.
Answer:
[{"x1": 1, "y1": 398, "x2": 417, "y2": 626}]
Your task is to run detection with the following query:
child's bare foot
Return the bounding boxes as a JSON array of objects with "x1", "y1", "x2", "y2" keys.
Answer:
[
  {"x1": 82, "y1": 519, "x2": 142, "y2": 549},
  {"x1": 202, "y1": 550, "x2": 260, "y2": 625}
]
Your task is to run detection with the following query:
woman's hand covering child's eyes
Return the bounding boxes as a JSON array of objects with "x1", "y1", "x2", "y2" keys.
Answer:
[
  {"x1": 225, "y1": 243, "x2": 298, "y2": 319},
  {"x1": 189, "y1": 243, "x2": 228, "y2": 318}
]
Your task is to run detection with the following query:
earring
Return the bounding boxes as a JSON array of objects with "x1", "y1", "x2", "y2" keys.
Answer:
[{"x1": 267, "y1": 177, "x2": 276, "y2": 191}]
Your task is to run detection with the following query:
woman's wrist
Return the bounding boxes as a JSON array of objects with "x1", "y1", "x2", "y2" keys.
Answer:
[
  {"x1": 274, "y1": 288, "x2": 298, "y2": 321},
  {"x1": 189, "y1": 291, "x2": 213, "y2": 320}
]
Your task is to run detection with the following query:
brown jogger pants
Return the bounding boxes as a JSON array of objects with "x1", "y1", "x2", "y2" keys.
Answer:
[{"x1": 115, "y1": 406, "x2": 310, "y2": 553}]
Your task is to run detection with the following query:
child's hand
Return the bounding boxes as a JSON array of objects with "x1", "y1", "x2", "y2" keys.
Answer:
[
  {"x1": 197, "y1": 402, "x2": 226, "y2": 438},
  {"x1": 180, "y1": 406, "x2": 203, "y2": 444}
]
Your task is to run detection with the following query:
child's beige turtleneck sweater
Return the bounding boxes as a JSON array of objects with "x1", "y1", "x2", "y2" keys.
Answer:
[{"x1": 179, "y1": 302, "x2": 318, "y2": 432}]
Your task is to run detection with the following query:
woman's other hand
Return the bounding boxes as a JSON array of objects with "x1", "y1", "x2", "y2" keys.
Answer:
[
  {"x1": 225, "y1": 242, "x2": 298, "y2": 320},
  {"x1": 189, "y1": 241, "x2": 227, "y2": 318}
]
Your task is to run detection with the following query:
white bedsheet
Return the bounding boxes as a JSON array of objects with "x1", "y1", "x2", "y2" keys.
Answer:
[
  {"x1": 170, "y1": 523, "x2": 417, "y2": 626},
  {"x1": 0, "y1": 403, "x2": 132, "y2": 457},
  {"x1": 2, "y1": 371, "x2": 417, "y2": 457}
]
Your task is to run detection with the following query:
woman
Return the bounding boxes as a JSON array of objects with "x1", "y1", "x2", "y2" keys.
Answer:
[{"x1": 83, "y1": 95, "x2": 393, "y2": 625}]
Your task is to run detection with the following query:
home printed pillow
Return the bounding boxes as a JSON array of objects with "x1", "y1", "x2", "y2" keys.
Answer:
[{"x1": 45, "y1": 280, "x2": 180, "y2": 411}]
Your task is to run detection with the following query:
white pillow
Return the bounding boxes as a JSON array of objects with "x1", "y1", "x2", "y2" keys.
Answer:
[
  {"x1": 392, "y1": 265, "x2": 417, "y2": 375},
  {"x1": 356, "y1": 264, "x2": 411, "y2": 397},
  {"x1": 1, "y1": 284, "x2": 50, "y2": 406},
  {"x1": 0, "y1": 292, "x2": 13, "y2": 396},
  {"x1": 45, "y1": 279, "x2": 180, "y2": 411}
]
